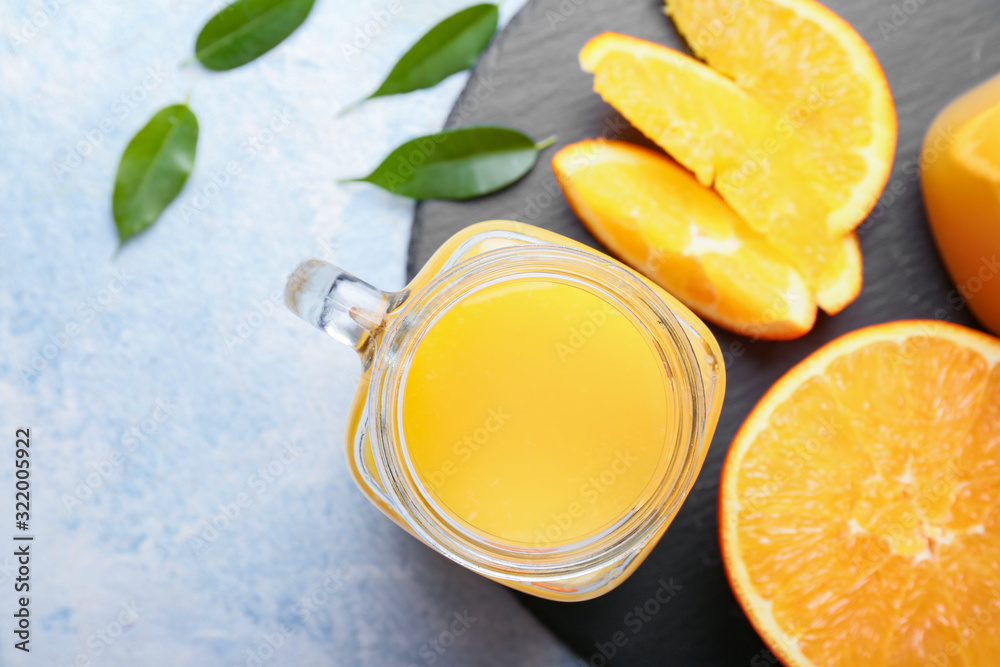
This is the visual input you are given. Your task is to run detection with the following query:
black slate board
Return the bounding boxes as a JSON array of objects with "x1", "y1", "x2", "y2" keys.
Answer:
[{"x1": 408, "y1": 1, "x2": 1000, "y2": 664}]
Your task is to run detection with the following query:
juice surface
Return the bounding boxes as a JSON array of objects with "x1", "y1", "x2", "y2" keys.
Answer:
[{"x1": 401, "y1": 278, "x2": 671, "y2": 546}]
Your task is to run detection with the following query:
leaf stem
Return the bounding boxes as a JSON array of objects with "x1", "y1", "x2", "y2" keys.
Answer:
[
  {"x1": 179, "y1": 54, "x2": 196, "y2": 67},
  {"x1": 336, "y1": 97, "x2": 368, "y2": 118},
  {"x1": 534, "y1": 135, "x2": 557, "y2": 151}
]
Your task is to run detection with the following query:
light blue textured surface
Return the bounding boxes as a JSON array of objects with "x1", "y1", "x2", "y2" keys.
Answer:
[{"x1": 0, "y1": 1, "x2": 581, "y2": 665}]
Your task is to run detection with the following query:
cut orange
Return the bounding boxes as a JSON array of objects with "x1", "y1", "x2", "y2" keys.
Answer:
[
  {"x1": 922, "y1": 72, "x2": 1000, "y2": 337},
  {"x1": 578, "y1": 25, "x2": 888, "y2": 314},
  {"x1": 721, "y1": 320, "x2": 1000, "y2": 666},
  {"x1": 666, "y1": 0, "x2": 898, "y2": 234},
  {"x1": 553, "y1": 139, "x2": 816, "y2": 339}
]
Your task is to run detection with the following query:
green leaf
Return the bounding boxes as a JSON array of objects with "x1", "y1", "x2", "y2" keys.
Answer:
[
  {"x1": 341, "y1": 3, "x2": 498, "y2": 114},
  {"x1": 194, "y1": 0, "x2": 316, "y2": 71},
  {"x1": 344, "y1": 125, "x2": 556, "y2": 200},
  {"x1": 113, "y1": 104, "x2": 199, "y2": 245}
]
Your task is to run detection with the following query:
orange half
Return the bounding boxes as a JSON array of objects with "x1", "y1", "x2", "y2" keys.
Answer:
[{"x1": 721, "y1": 320, "x2": 1000, "y2": 666}]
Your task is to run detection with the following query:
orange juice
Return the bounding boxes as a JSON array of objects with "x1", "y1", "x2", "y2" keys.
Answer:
[
  {"x1": 402, "y1": 278, "x2": 671, "y2": 545},
  {"x1": 285, "y1": 221, "x2": 725, "y2": 600},
  {"x1": 922, "y1": 72, "x2": 1000, "y2": 334}
]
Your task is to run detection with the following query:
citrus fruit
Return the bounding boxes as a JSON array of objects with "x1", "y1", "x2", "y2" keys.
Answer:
[
  {"x1": 579, "y1": 32, "x2": 865, "y2": 314},
  {"x1": 553, "y1": 139, "x2": 816, "y2": 339},
  {"x1": 721, "y1": 320, "x2": 1000, "y2": 665},
  {"x1": 922, "y1": 72, "x2": 1000, "y2": 336},
  {"x1": 666, "y1": 0, "x2": 898, "y2": 235}
]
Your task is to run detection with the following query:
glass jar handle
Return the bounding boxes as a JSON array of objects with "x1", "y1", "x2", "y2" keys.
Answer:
[
  {"x1": 284, "y1": 259, "x2": 400, "y2": 351},
  {"x1": 285, "y1": 259, "x2": 400, "y2": 509}
]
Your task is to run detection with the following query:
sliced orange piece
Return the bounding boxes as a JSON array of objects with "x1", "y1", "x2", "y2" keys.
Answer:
[
  {"x1": 721, "y1": 320, "x2": 1000, "y2": 666},
  {"x1": 553, "y1": 140, "x2": 815, "y2": 339},
  {"x1": 954, "y1": 103, "x2": 1000, "y2": 182},
  {"x1": 922, "y1": 73, "x2": 1000, "y2": 336},
  {"x1": 666, "y1": 0, "x2": 898, "y2": 234},
  {"x1": 579, "y1": 32, "x2": 867, "y2": 314}
]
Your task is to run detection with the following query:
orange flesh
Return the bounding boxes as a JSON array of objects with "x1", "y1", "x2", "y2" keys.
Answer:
[
  {"x1": 553, "y1": 139, "x2": 816, "y2": 339},
  {"x1": 923, "y1": 72, "x2": 1000, "y2": 336},
  {"x1": 722, "y1": 322, "x2": 1000, "y2": 666},
  {"x1": 579, "y1": 32, "x2": 866, "y2": 314},
  {"x1": 666, "y1": 0, "x2": 898, "y2": 233}
]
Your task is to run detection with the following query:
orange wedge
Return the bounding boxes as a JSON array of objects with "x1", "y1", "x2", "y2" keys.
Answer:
[
  {"x1": 579, "y1": 29, "x2": 882, "y2": 314},
  {"x1": 922, "y1": 73, "x2": 1000, "y2": 337},
  {"x1": 721, "y1": 320, "x2": 1000, "y2": 666},
  {"x1": 554, "y1": 140, "x2": 815, "y2": 339},
  {"x1": 666, "y1": 0, "x2": 898, "y2": 234}
]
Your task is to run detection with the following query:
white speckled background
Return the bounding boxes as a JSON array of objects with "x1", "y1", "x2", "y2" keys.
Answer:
[{"x1": 0, "y1": 1, "x2": 580, "y2": 664}]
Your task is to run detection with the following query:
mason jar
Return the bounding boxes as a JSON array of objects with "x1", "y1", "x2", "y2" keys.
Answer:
[{"x1": 285, "y1": 221, "x2": 724, "y2": 601}]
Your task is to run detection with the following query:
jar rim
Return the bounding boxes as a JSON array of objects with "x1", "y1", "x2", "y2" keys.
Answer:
[{"x1": 366, "y1": 243, "x2": 709, "y2": 590}]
